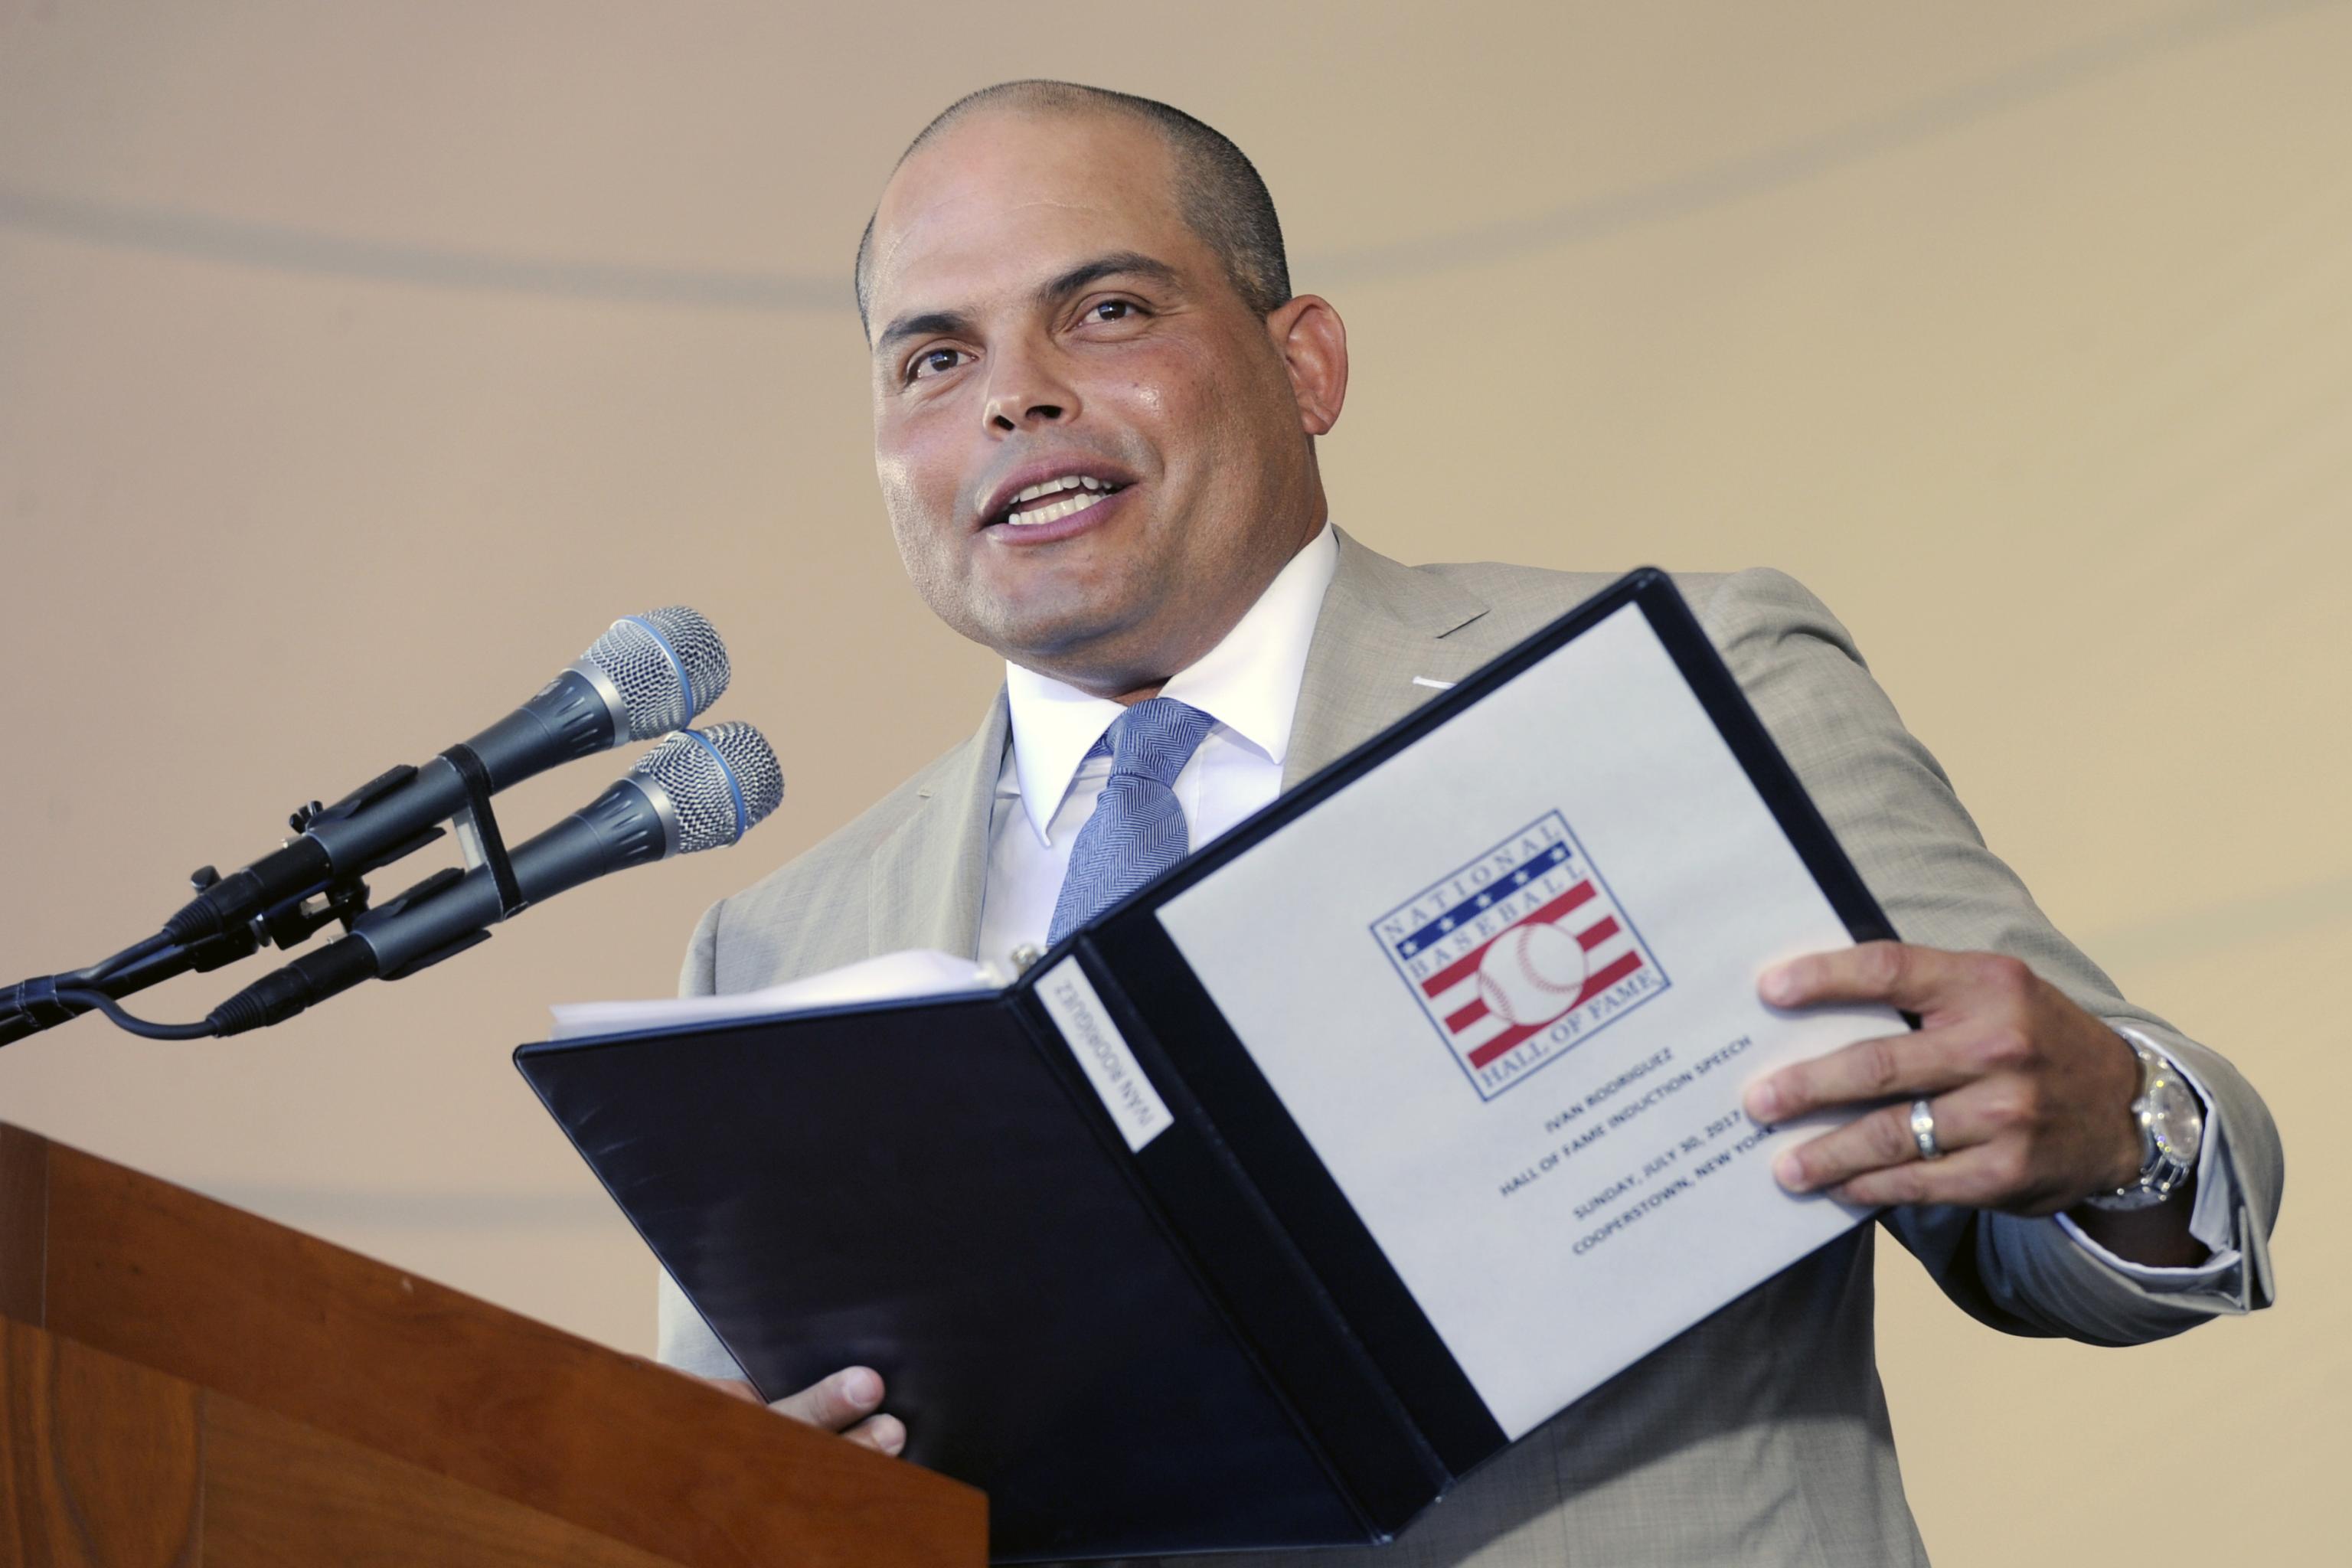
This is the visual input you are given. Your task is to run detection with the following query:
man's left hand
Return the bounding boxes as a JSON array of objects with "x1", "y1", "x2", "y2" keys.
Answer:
[{"x1": 1743, "y1": 942, "x2": 2145, "y2": 1216}]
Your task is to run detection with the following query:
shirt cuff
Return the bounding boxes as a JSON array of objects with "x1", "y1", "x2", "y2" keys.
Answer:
[{"x1": 2052, "y1": 1025, "x2": 2244, "y2": 1296}]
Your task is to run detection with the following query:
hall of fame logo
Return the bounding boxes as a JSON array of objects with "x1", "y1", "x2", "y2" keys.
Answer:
[{"x1": 1372, "y1": 812, "x2": 1669, "y2": 1101}]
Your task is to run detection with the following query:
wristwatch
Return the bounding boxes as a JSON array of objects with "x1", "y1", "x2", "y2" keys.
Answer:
[{"x1": 2082, "y1": 1027, "x2": 2204, "y2": 1212}]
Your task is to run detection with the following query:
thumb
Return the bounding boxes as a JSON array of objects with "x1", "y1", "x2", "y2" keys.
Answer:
[{"x1": 769, "y1": 1366, "x2": 885, "y2": 1432}]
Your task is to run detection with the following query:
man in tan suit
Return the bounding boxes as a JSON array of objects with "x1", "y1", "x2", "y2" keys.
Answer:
[{"x1": 660, "y1": 82, "x2": 2282, "y2": 1565}]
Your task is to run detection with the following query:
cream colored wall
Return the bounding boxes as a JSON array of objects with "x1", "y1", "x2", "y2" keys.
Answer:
[{"x1": 2, "y1": 2, "x2": 2344, "y2": 1561}]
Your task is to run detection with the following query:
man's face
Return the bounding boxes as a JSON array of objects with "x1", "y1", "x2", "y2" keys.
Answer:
[{"x1": 864, "y1": 109, "x2": 1333, "y2": 697}]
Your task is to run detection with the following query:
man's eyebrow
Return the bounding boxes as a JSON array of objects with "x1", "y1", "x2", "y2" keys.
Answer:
[
  {"x1": 874, "y1": 309, "x2": 974, "y2": 358},
  {"x1": 1036, "y1": 251, "x2": 1181, "y2": 308},
  {"x1": 872, "y1": 253, "x2": 1181, "y2": 359}
]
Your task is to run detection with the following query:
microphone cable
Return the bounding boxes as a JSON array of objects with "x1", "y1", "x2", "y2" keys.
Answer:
[{"x1": 48, "y1": 987, "x2": 217, "y2": 1040}]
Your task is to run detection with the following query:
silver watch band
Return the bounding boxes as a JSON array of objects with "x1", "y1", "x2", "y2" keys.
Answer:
[{"x1": 2081, "y1": 1027, "x2": 2200, "y2": 1212}]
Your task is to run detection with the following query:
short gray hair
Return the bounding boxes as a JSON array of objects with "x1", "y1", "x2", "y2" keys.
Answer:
[{"x1": 855, "y1": 80, "x2": 1290, "y2": 333}]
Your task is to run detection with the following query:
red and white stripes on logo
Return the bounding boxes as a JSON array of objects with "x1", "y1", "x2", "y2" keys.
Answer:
[{"x1": 1419, "y1": 880, "x2": 1650, "y2": 1069}]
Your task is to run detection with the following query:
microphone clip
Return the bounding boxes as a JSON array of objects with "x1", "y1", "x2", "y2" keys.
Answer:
[{"x1": 439, "y1": 743, "x2": 528, "y2": 920}]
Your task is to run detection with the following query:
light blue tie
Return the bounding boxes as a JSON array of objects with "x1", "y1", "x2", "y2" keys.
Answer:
[{"x1": 1047, "y1": 698, "x2": 1217, "y2": 944}]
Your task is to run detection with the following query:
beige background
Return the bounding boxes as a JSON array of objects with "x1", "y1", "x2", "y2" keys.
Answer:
[{"x1": 2, "y1": 1, "x2": 2345, "y2": 1560}]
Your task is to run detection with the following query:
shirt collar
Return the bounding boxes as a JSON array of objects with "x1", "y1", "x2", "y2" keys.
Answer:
[{"x1": 1002, "y1": 522, "x2": 1339, "y2": 844}]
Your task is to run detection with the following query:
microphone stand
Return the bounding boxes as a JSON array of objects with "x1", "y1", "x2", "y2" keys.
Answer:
[{"x1": 2, "y1": 822, "x2": 394, "y2": 1047}]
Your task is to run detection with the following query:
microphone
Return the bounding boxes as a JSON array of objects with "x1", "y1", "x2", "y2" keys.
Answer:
[
  {"x1": 162, "y1": 607, "x2": 731, "y2": 949},
  {"x1": 207, "y1": 722, "x2": 783, "y2": 1037}
]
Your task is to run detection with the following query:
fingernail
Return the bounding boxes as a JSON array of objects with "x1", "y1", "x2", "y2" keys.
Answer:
[
  {"x1": 880, "y1": 1417, "x2": 906, "y2": 1456},
  {"x1": 1745, "y1": 1081, "x2": 1780, "y2": 1122},
  {"x1": 1774, "y1": 1152, "x2": 1808, "y2": 1191},
  {"x1": 842, "y1": 1368, "x2": 880, "y2": 1409},
  {"x1": 1760, "y1": 966, "x2": 1796, "y2": 1006}
]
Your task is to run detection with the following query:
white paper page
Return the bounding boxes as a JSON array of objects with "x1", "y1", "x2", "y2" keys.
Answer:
[
  {"x1": 1155, "y1": 604, "x2": 1894, "y2": 1440},
  {"x1": 547, "y1": 949, "x2": 995, "y2": 1041}
]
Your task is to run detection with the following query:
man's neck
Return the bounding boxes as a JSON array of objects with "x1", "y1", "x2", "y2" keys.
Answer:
[
  {"x1": 999, "y1": 524, "x2": 1341, "y2": 838},
  {"x1": 1008, "y1": 517, "x2": 1331, "y2": 703}
]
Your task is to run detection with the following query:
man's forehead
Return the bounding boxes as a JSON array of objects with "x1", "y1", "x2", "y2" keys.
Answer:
[{"x1": 866, "y1": 109, "x2": 1188, "y2": 313}]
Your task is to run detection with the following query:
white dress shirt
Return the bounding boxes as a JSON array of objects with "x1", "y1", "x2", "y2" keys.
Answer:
[{"x1": 976, "y1": 521, "x2": 2240, "y2": 1298}]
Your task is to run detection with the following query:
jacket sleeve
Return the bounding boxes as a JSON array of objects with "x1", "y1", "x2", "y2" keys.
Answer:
[
  {"x1": 654, "y1": 898, "x2": 753, "y2": 1379},
  {"x1": 1698, "y1": 567, "x2": 2282, "y2": 1344}
]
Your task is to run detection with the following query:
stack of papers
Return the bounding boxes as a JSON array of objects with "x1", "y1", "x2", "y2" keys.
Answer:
[{"x1": 547, "y1": 949, "x2": 996, "y2": 1041}]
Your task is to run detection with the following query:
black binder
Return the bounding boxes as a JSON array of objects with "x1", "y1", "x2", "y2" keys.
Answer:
[{"x1": 514, "y1": 568, "x2": 1896, "y2": 1562}]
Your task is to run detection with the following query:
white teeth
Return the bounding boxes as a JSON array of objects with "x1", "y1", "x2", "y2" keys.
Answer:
[
  {"x1": 1003, "y1": 489, "x2": 1109, "y2": 527},
  {"x1": 1008, "y1": 473, "x2": 1111, "y2": 507}
]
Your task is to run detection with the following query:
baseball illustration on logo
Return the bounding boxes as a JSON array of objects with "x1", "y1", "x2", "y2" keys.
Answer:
[
  {"x1": 1477, "y1": 920, "x2": 1590, "y2": 1027},
  {"x1": 1372, "y1": 812, "x2": 1669, "y2": 1100}
]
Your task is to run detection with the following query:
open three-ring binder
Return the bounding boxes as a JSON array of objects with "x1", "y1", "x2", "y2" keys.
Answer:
[{"x1": 516, "y1": 568, "x2": 1902, "y2": 1562}]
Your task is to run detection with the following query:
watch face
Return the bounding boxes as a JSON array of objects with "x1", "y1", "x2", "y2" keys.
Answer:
[{"x1": 2148, "y1": 1076, "x2": 2204, "y2": 1165}]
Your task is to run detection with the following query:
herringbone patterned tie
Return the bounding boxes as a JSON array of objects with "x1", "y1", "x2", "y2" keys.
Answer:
[{"x1": 1046, "y1": 697, "x2": 1217, "y2": 945}]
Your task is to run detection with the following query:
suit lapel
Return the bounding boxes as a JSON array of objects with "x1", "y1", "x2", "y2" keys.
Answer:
[
  {"x1": 865, "y1": 689, "x2": 1009, "y2": 960},
  {"x1": 1284, "y1": 528, "x2": 1491, "y2": 787}
]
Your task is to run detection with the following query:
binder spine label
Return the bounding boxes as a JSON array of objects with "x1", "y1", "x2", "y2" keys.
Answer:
[{"x1": 1039, "y1": 956, "x2": 1172, "y2": 1152}]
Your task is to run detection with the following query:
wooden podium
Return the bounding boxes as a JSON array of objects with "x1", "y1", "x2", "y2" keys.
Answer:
[{"x1": 0, "y1": 1124, "x2": 985, "y2": 1566}]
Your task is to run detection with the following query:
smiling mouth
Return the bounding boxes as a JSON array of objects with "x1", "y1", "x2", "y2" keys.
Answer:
[{"x1": 991, "y1": 473, "x2": 1128, "y2": 528}]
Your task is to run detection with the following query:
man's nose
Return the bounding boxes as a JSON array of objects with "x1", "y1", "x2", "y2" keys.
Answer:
[{"x1": 982, "y1": 345, "x2": 1080, "y2": 432}]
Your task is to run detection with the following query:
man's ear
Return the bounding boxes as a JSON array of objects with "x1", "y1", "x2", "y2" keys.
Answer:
[{"x1": 1267, "y1": 296, "x2": 1349, "y2": 436}]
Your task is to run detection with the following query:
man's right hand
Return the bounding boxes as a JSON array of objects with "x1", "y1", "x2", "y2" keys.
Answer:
[{"x1": 706, "y1": 1366, "x2": 906, "y2": 1456}]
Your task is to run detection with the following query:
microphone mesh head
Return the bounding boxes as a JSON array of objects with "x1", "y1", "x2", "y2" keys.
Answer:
[
  {"x1": 582, "y1": 606, "x2": 733, "y2": 740},
  {"x1": 631, "y1": 721, "x2": 784, "y2": 854}
]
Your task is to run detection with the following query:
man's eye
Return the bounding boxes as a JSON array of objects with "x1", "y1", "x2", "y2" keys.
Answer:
[
  {"x1": 1086, "y1": 299, "x2": 1139, "y2": 324},
  {"x1": 907, "y1": 348, "x2": 968, "y2": 382}
]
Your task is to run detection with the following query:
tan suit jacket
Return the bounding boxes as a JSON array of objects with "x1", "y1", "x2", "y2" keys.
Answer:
[{"x1": 661, "y1": 531, "x2": 2282, "y2": 1566}]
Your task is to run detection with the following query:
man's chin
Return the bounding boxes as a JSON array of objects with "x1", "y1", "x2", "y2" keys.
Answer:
[
  {"x1": 965, "y1": 558, "x2": 1145, "y2": 649},
  {"x1": 978, "y1": 599, "x2": 1173, "y2": 692}
]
